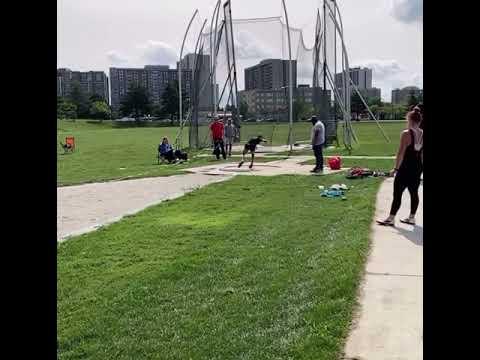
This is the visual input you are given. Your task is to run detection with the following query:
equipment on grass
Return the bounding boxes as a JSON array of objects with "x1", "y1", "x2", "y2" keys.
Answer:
[{"x1": 328, "y1": 156, "x2": 341, "y2": 170}]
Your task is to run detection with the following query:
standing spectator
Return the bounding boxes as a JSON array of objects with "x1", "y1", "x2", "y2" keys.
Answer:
[
  {"x1": 377, "y1": 109, "x2": 423, "y2": 226},
  {"x1": 415, "y1": 103, "x2": 424, "y2": 130},
  {"x1": 210, "y1": 117, "x2": 226, "y2": 160},
  {"x1": 224, "y1": 118, "x2": 236, "y2": 157},
  {"x1": 310, "y1": 116, "x2": 325, "y2": 174}
]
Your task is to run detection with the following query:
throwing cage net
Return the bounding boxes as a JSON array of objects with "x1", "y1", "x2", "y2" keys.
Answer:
[{"x1": 176, "y1": 0, "x2": 389, "y2": 151}]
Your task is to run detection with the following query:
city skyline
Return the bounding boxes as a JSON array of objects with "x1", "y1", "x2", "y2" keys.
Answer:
[{"x1": 58, "y1": 0, "x2": 422, "y2": 102}]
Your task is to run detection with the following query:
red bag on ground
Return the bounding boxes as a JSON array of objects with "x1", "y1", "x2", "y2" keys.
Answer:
[{"x1": 328, "y1": 156, "x2": 342, "y2": 170}]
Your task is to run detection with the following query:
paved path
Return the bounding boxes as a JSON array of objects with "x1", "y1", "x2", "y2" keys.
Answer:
[
  {"x1": 57, "y1": 174, "x2": 231, "y2": 242},
  {"x1": 58, "y1": 156, "x2": 346, "y2": 242},
  {"x1": 343, "y1": 177, "x2": 423, "y2": 360}
]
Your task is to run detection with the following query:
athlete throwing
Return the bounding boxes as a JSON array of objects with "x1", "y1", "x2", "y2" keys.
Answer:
[{"x1": 238, "y1": 135, "x2": 267, "y2": 169}]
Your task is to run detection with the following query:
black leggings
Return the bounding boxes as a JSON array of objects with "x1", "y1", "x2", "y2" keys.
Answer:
[
  {"x1": 213, "y1": 139, "x2": 226, "y2": 160},
  {"x1": 390, "y1": 174, "x2": 421, "y2": 216},
  {"x1": 162, "y1": 150, "x2": 175, "y2": 163}
]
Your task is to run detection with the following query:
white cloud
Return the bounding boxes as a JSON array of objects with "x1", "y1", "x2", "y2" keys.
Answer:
[
  {"x1": 354, "y1": 59, "x2": 404, "y2": 80},
  {"x1": 390, "y1": 0, "x2": 423, "y2": 24},
  {"x1": 106, "y1": 51, "x2": 130, "y2": 66},
  {"x1": 234, "y1": 31, "x2": 275, "y2": 60},
  {"x1": 138, "y1": 40, "x2": 178, "y2": 67}
]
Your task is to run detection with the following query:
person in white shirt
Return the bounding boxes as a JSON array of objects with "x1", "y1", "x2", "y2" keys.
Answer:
[
  {"x1": 224, "y1": 118, "x2": 236, "y2": 157},
  {"x1": 310, "y1": 116, "x2": 326, "y2": 174}
]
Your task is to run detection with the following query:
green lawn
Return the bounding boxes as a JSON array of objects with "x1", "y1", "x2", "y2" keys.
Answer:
[
  {"x1": 57, "y1": 120, "x2": 402, "y2": 186},
  {"x1": 327, "y1": 121, "x2": 403, "y2": 156},
  {"x1": 58, "y1": 174, "x2": 382, "y2": 359},
  {"x1": 57, "y1": 120, "x2": 285, "y2": 186}
]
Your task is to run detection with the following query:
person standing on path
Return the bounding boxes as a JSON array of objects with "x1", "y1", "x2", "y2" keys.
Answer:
[
  {"x1": 310, "y1": 116, "x2": 325, "y2": 174},
  {"x1": 210, "y1": 117, "x2": 226, "y2": 160},
  {"x1": 224, "y1": 118, "x2": 235, "y2": 157},
  {"x1": 377, "y1": 109, "x2": 423, "y2": 226}
]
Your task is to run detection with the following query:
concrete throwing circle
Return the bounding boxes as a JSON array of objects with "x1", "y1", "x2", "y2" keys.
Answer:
[{"x1": 220, "y1": 164, "x2": 282, "y2": 173}]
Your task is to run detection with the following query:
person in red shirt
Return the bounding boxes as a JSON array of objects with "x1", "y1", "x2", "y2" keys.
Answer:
[{"x1": 210, "y1": 117, "x2": 226, "y2": 160}]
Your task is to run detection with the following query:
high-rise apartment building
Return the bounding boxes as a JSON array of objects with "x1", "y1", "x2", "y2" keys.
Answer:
[
  {"x1": 334, "y1": 67, "x2": 381, "y2": 100},
  {"x1": 391, "y1": 86, "x2": 423, "y2": 105},
  {"x1": 109, "y1": 66, "x2": 192, "y2": 112},
  {"x1": 335, "y1": 67, "x2": 372, "y2": 90},
  {"x1": 178, "y1": 53, "x2": 214, "y2": 111},
  {"x1": 57, "y1": 69, "x2": 110, "y2": 103},
  {"x1": 245, "y1": 59, "x2": 297, "y2": 91}
]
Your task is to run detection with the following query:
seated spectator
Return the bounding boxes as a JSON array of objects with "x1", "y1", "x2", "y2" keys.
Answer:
[{"x1": 158, "y1": 137, "x2": 176, "y2": 163}]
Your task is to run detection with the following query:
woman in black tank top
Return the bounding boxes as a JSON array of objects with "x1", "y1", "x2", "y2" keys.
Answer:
[{"x1": 377, "y1": 109, "x2": 423, "y2": 226}]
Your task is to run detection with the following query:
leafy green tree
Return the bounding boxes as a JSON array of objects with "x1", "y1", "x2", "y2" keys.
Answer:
[
  {"x1": 89, "y1": 101, "x2": 111, "y2": 121},
  {"x1": 57, "y1": 97, "x2": 77, "y2": 119},
  {"x1": 351, "y1": 92, "x2": 366, "y2": 120},
  {"x1": 407, "y1": 91, "x2": 418, "y2": 107},
  {"x1": 120, "y1": 85, "x2": 152, "y2": 122},
  {"x1": 69, "y1": 81, "x2": 90, "y2": 119},
  {"x1": 158, "y1": 81, "x2": 189, "y2": 125},
  {"x1": 293, "y1": 99, "x2": 314, "y2": 122},
  {"x1": 367, "y1": 97, "x2": 382, "y2": 107},
  {"x1": 239, "y1": 101, "x2": 249, "y2": 119},
  {"x1": 89, "y1": 93, "x2": 105, "y2": 103}
]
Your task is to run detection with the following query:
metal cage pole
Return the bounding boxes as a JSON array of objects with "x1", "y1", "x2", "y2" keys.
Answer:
[
  {"x1": 281, "y1": 0, "x2": 294, "y2": 151},
  {"x1": 210, "y1": 0, "x2": 222, "y2": 119},
  {"x1": 178, "y1": 9, "x2": 199, "y2": 148}
]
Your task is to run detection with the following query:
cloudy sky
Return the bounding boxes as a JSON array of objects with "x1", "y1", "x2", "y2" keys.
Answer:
[{"x1": 57, "y1": 0, "x2": 422, "y2": 101}]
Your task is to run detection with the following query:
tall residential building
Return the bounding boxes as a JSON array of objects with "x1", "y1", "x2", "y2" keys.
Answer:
[
  {"x1": 335, "y1": 67, "x2": 372, "y2": 90},
  {"x1": 177, "y1": 53, "x2": 214, "y2": 111},
  {"x1": 245, "y1": 59, "x2": 297, "y2": 91},
  {"x1": 57, "y1": 69, "x2": 110, "y2": 103},
  {"x1": 391, "y1": 86, "x2": 423, "y2": 105},
  {"x1": 238, "y1": 85, "x2": 330, "y2": 119},
  {"x1": 109, "y1": 65, "x2": 192, "y2": 112},
  {"x1": 334, "y1": 67, "x2": 381, "y2": 100}
]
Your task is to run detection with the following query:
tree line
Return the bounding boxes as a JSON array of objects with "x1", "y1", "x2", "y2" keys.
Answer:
[
  {"x1": 118, "y1": 80, "x2": 189, "y2": 125},
  {"x1": 57, "y1": 80, "x2": 189, "y2": 124},
  {"x1": 350, "y1": 90, "x2": 423, "y2": 120},
  {"x1": 57, "y1": 81, "x2": 111, "y2": 121}
]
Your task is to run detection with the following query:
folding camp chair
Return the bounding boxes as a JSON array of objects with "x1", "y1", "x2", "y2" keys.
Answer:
[
  {"x1": 157, "y1": 151, "x2": 166, "y2": 165},
  {"x1": 60, "y1": 136, "x2": 75, "y2": 153},
  {"x1": 66, "y1": 136, "x2": 75, "y2": 151}
]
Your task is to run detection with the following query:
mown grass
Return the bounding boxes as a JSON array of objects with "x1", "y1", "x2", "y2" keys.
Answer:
[
  {"x1": 57, "y1": 120, "x2": 285, "y2": 186},
  {"x1": 58, "y1": 174, "x2": 382, "y2": 359},
  {"x1": 57, "y1": 120, "x2": 402, "y2": 185}
]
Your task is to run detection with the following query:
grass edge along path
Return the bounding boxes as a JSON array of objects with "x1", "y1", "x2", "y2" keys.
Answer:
[{"x1": 58, "y1": 174, "x2": 382, "y2": 359}]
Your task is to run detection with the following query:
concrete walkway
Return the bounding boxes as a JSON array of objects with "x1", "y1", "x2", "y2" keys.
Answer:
[
  {"x1": 57, "y1": 174, "x2": 231, "y2": 242},
  {"x1": 343, "y1": 177, "x2": 423, "y2": 360}
]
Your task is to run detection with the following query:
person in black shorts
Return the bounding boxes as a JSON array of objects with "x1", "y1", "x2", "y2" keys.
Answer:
[{"x1": 238, "y1": 135, "x2": 267, "y2": 169}]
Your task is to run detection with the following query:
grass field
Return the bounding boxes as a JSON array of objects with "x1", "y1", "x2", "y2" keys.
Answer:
[
  {"x1": 58, "y1": 174, "x2": 382, "y2": 359},
  {"x1": 57, "y1": 120, "x2": 403, "y2": 186},
  {"x1": 57, "y1": 120, "x2": 285, "y2": 186}
]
